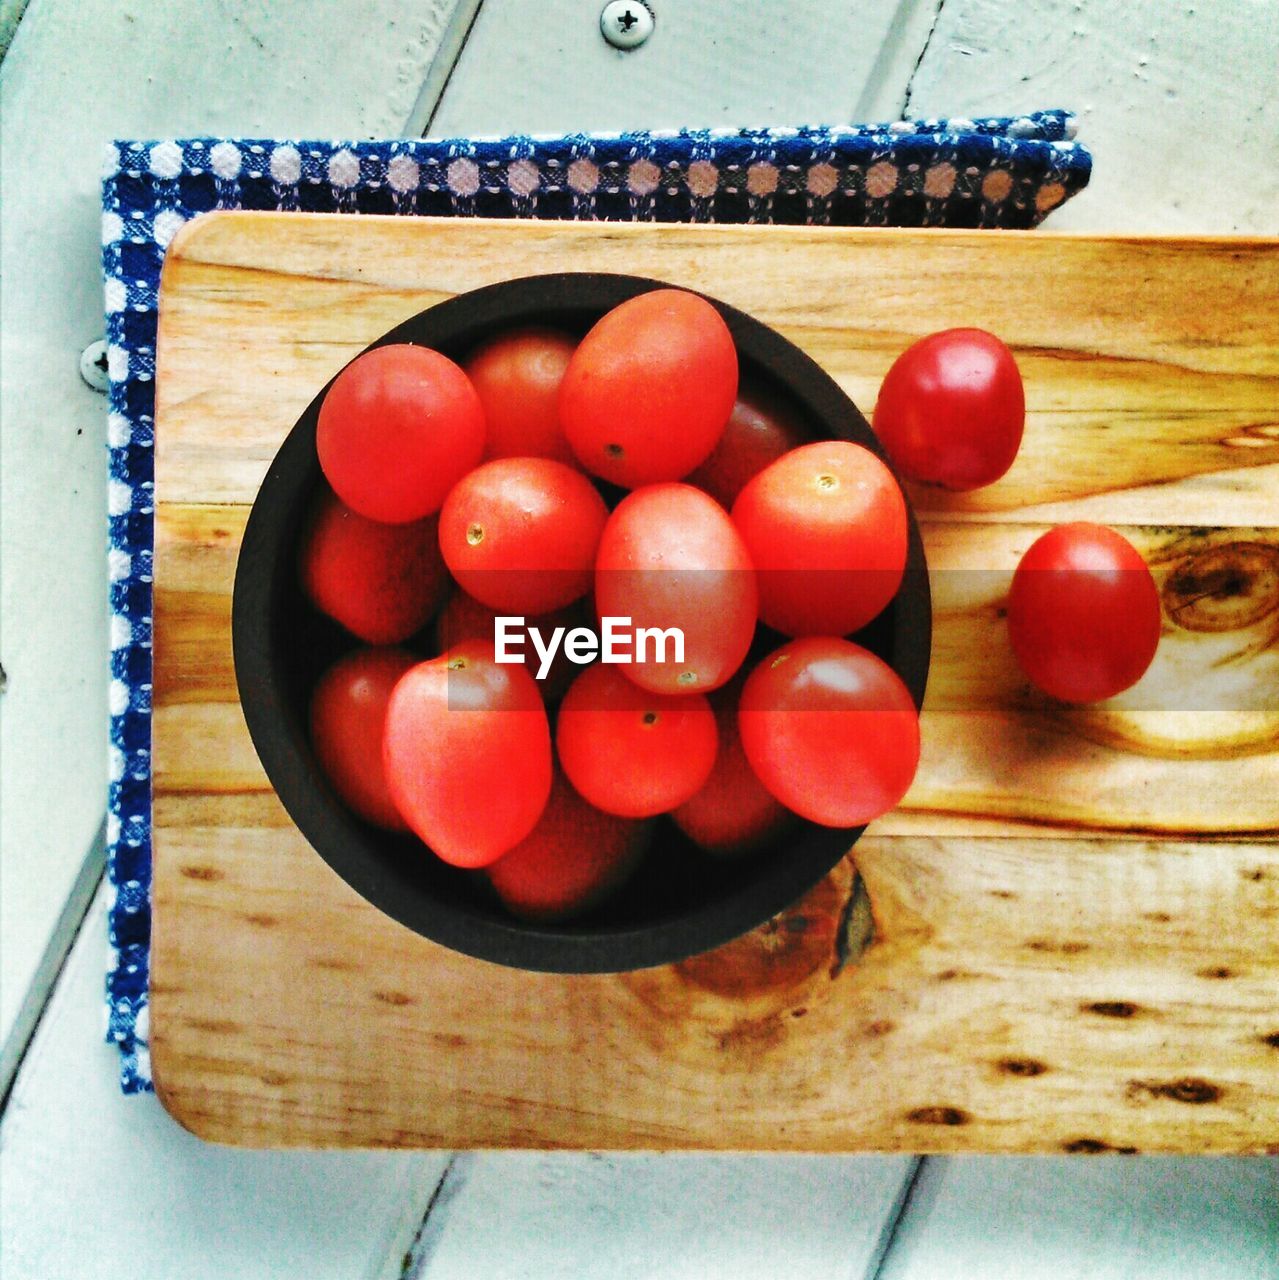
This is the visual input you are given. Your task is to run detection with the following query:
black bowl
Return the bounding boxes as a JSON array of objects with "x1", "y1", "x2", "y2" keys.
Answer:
[{"x1": 232, "y1": 272, "x2": 930, "y2": 973}]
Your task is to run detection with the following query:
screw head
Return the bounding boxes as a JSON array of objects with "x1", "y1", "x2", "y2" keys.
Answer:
[
  {"x1": 80, "y1": 339, "x2": 110, "y2": 393},
  {"x1": 600, "y1": 1, "x2": 653, "y2": 50}
]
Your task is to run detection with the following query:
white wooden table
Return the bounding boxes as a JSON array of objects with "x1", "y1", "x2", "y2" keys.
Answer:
[{"x1": 1, "y1": 2, "x2": 1276, "y2": 1276}]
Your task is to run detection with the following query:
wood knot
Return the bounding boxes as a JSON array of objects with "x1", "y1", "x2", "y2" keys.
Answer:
[
  {"x1": 1062, "y1": 1138, "x2": 1137, "y2": 1155},
  {"x1": 1197, "y1": 966, "x2": 1235, "y2": 980},
  {"x1": 673, "y1": 867, "x2": 854, "y2": 1000},
  {"x1": 372, "y1": 990, "x2": 416, "y2": 1007},
  {"x1": 1162, "y1": 542, "x2": 1279, "y2": 633},
  {"x1": 619, "y1": 862, "x2": 857, "y2": 1049},
  {"x1": 1260, "y1": 1031, "x2": 1279, "y2": 1050},
  {"x1": 998, "y1": 1057, "x2": 1048, "y2": 1078},
  {"x1": 906, "y1": 1105, "x2": 970, "y2": 1126},
  {"x1": 1084, "y1": 1000, "x2": 1140, "y2": 1018},
  {"x1": 1128, "y1": 1077, "x2": 1223, "y2": 1105}
]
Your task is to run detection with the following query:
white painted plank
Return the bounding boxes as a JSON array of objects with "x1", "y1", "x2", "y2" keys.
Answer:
[
  {"x1": 905, "y1": 0, "x2": 1279, "y2": 232},
  {"x1": 0, "y1": 0, "x2": 468, "y2": 1088},
  {"x1": 409, "y1": 1151, "x2": 918, "y2": 1280},
  {"x1": 430, "y1": 0, "x2": 929, "y2": 135},
  {"x1": 0, "y1": 888, "x2": 452, "y2": 1280},
  {"x1": 878, "y1": 1155, "x2": 1279, "y2": 1280}
]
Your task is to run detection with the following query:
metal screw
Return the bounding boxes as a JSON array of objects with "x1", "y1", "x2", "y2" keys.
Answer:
[
  {"x1": 600, "y1": 1, "x2": 653, "y2": 50},
  {"x1": 80, "y1": 339, "x2": 110, "y2": 393}
]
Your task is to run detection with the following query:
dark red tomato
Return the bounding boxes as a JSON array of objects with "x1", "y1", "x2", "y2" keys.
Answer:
[
  {"x1": 439, "y1": 457, "x2": 608, "y2": 615},
  {"x1": 317, "y1": 344, "x2": 485, "y2": 523},
  {"x1": 556, "y1": 663, "x2": 718, "y2": 818},
  {"x1": 873, "y1": 328, "x2": 1024, "y2": 491},
  {"x1": 671, "y1": 676, "x2": 790, "y2": 857},
  {"x1": 434, "y1": 588, "x2": 585, "y2": 701},
  {"x1": 299, "y1": 490, "x2": 447, "y2": 644},
  {"x1": 1008, "y1": 522, "x2": 1161, "y2": 703},
  {"x1": 487, "y1": 770, "x2": 649, "y2": 923},
  {"x1": 465, "y1": 328, "x2": 577, "y2": 464},
  {"x1": 382, "y1": 642, "x2": 552, "y2": 867},
  {"x1": 310, "y1": 648, "x2": 416, "y2": 831},
  {"x1": 685, "y1": 389, "x2": 805, "y2": 508},
  {"x1": 559, "y1": 289, "x2": 737, "y2": 487},
  {"x1": 595, "y1": 483, "x2": 757, "y2": 695},
  {"x1": 731, "y1": 441, "x2": 907, "y2": 637},
  {"x1": 738, "y1": 637, "x2": 920, "y2": 828}
]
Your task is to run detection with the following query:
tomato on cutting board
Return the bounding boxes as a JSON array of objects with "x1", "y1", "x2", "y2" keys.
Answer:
[
  {"x1": 873, "y1": 328, "x2": 1025, "y2": 492},
  {"x1": 382, "y1": 642, "x2": 552, "y2": 867},
  {"x1": 309, "y1": 647, "x2": 416, "y2": 831},
  {"x1": 559, "y1": 289, "x2": 737, "y2": 488},
  {"x1": 738, "y1": 636, "x2": 920, "y2": 828},
  {"x1": 299, "y1": 490, "x2": 447, "y2": 645},
  {"x1": 317, "y1": 344, "x2": 485, "y2": 524},
  {"x1": 486, "y1": 770, "x2": 649, "y2": 923},
  {"x1": 1008, "y1": 522, "x2": 1161, "y2": 703},
  {"x1": 732, "y1": 440, "x2": 907, "y2": 638}
]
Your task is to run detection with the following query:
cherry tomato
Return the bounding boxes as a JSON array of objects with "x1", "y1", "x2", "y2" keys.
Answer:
[
  {"x1": 738, "y1": 637, "x2": 920, "y2": 828},
  {"x1": 1008, "y1": 522, "x2": 1161, "y2": 703},
  {"x1": 435, "y1": 589, "x2": 585, "y2": 701},
  {"x1": 317, "y1": 344, "x2": 485, "y2": 524},
  {"x1": 299, "y1": 490, "x2": 447, "y2": 644},
  {"x1": 731, "y1": 441, "x2": 907, "y2": 637},
  {"x1": 671, "y1": 676, "x2": 790, "y2": 857},
  {"x1": 383, "y1": 643, "x2": 552, "y2": 867},
  {"x1": 439, "y1": 457, "x2": 608, "y2": 616},
  {"x1": 685, "y1": 388, "x2": 805, "y2": 508},
  {"x1": 873, "y1": 328, "x2": 1024, "y2": 491},
  {"x1": 309, "y1": 648, "x2": 416, "y2": 830},
  {"x1": 487, "y1": 770, "x2": 649, "y2": 923},
  {"x1": 559, "y1": 289, "x2": 737, "y2": 487},
  {"x1": 465, "y1": 328, "x2": 577, "y2": 464},
  {"x1": 595, "y1": 483, "x2": 757, "y2": 695},
  {"x1": 556, "y1": 663, "x2": 718, "y2": 818}
]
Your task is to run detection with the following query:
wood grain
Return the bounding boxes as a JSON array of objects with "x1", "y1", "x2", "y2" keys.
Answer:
[{"x1": 151, "y1": 215, "x2": 1279, "y2": 1151}]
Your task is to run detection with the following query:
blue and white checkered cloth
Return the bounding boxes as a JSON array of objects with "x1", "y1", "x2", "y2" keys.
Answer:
[{"x1": 104, "y1": 112, "x2": 1091, "y2": 1092}]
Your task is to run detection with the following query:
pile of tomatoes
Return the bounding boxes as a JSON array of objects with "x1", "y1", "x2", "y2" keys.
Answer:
[{"x1": 298, "y1": 287, "x2": 1163, "y2": 926}]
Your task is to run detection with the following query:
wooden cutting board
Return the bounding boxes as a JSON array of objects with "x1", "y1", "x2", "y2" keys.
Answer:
[{"x1": 150, "y1": 214, "x2": 1279, "y2": 1152}]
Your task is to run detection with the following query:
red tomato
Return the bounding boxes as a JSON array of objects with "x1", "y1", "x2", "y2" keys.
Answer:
[
  {"x1": 873, "y1": 328, "x2": 1024, "y2": 491},
  {"x1": 731, "y1": 441, "x2": 907, "y2": 637},
  {"x1": 487, "y1": 770, "x2": 649, "y2": 922},
  {"x1": 465, "y1": 328, "x2": 577, "y2": 464},
  {"x1": 439, "y1": 457, "x2": 608, "y2": 615},
  {"x1": 317, "y1": 344, "x2": 485, "y2": 524},
  {"x1": 559, "y1": 289, "x2": 737, "y2": 487},
  {"x1": 671, "y1": 676, "x2": 790, "y2": 857},
  {"x1": 382, "y1": 643, "x2": 552, "y2": 867},
  {"x1": 435, "y1": 589, "x2": 585, "y2": 701},
  {"x1": 309, "y1": 648, "x2": 416, "y2": 830},
  {"x1": 595, "y1": 483, "x2": 757, "y2": 695},
  {"x1": 738, "y1": 637, "x2": 920, "y2": 828},
  {"x1": 1008, "y1": 522, "x2": 1161, "y2": 703},
  {"x1": 685, "y1": 389, "x2": 805, "y2": 508},
  {"x1": 556, "y1": 663, "x2": 718, "y2": 818},
  {"x1": 299, "y1": 490, "x2": 447, "y2": 644}
]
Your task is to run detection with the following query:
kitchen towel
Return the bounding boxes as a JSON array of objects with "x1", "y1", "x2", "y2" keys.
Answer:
[{"x1": 104, "y1": 111, "x2": 1091, "y2": 1092}]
